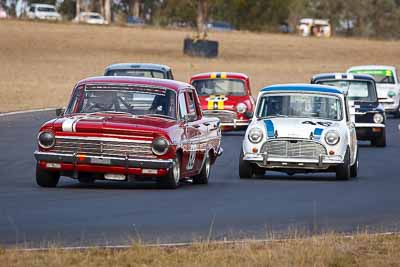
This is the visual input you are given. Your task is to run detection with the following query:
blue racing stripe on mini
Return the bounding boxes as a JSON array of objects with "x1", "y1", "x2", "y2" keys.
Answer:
[
  {"x1": 264, "y1": 120, "x2": 275, "y2": 138},
  {"x1": 313, "y1": 128, "x2": 324, "y2": 141}
]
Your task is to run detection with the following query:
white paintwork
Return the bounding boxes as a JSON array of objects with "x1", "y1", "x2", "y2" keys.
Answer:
[
  {"x1": 73, "y1": 12, "x2": 107, "y2": 25},
  {"x1": 347, "y1": 65, "x2": 400, "y2": 113},
  {"x1": 26, "y1": 4, "x2": 61, "y2": 21},
  {"x1": 242, "y1": 88, "x2": 357, "y2": 173}
]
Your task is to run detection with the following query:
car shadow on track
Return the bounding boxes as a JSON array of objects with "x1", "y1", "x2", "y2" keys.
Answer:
[
  {"x1": 56, "y1": 179, "x2": 199, "y2": 190},
  {"x1": 248, "y1": 173, "x2": 359, "y2": 183}
]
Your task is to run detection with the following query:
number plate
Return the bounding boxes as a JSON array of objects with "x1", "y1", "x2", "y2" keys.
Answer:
[
  {"x1": 104, "y1": 174, "x2": 126, "y2": 181},
  {"x1": 90, "y1": 157, "x2": 111, "y2": 165}
]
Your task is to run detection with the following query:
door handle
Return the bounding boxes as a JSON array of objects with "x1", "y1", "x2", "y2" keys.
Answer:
[
  {"x1": 203, "y1": 122, "x2": 210, "y2": 126},
  {"x1": 193, "y1": 124, "x2": 201, "y2": 128}
]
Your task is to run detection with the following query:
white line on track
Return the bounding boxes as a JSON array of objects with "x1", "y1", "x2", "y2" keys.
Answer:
[
  {"x1": 0, "y1": 108, "x2": 56, "y2": 117},
  {"x1": 15, "y1": 231, "x2": 400, "y2": 252}
]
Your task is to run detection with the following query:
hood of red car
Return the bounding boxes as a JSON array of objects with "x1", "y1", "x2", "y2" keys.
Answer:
[
  {"x1": 198, "y1": 95, "x2": 250, "y2": 111},
  {"x1": 51, "y1": 114, "x2": 177, "y2": 137}
]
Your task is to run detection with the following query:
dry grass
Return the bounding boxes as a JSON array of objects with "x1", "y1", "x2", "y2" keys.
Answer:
[
  {"x1": 1, "y1": 233, "x2": 400, "y2": 267},
  {"x1": 2, "y1": 20, "x2": 400, "y2": 112}
]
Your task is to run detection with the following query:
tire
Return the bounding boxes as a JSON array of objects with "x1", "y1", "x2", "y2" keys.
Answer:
[
  {"x1": 158, "y1": 155, "x2": 181, "y2": 189},
  {"x1": 36, "y1": 165, "x2": 60, "y2": 188},
  {"x1": 336, "y1": 148, "x2": 351, "y2": 181},
  {"x1": 193, "y1": 153, "x2": 211, "y2": 185},
  {"x1": 350, "y1": 149, "x2": 358, "y2": 178},
  {"x1": 254, "y1": 166, "x2": 265, "y2": 177},
  {"x1": 239, "y1": 150, "x2": 254, "y2": 179},
  {"x1": 372, "y1": 129, "x2": 386, "y2": 147}
]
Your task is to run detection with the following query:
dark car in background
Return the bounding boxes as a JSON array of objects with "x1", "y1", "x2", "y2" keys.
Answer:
[
  {"x1": 104, "y1": 63, "x2": 174, "y2": 80},
  {"x1": 312, "y1": 73, "x2": 386, "y2": 147}
]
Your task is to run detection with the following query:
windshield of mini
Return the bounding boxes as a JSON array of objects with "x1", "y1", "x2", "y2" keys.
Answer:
[
  {"x1": 106, "y1": 69, "x2": 166, "y2": 79},
  {"x1": 318, "y1": 80, "x2": 377, "y2": 102},
  {"x1": 67, "y1": 84, "x2": 177, "y2": 119},
  {"x1": 38, "y1": 7, "x2": 56, "y2": 12},
  {"x1": 349, "y1": 70, "x2": 395, "y2": 84},
  {"x1": 257, "y1": 93, "x2": 343, "y2": 121},
  {"x1": 192, "y1": 79, "x2": 246, "y2": 96}
]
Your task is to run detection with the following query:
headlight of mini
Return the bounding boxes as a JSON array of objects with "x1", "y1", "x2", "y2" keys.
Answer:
[
  {"x1": 236, "y1": 103, "x2": 247, "y2": 114},
  {"x1": 324, "y1": 130, "x2": 340, "y2": 145},
  {"x1": 248, "y1": 128, "x2": 263, "y2": 144},
  {"x1": 38, "y1": 131, "x2": 56, "y2": 149},
  {"x1": 373, "y1": 113, "x2": 384, "y2": 124},
  {"x1": 152, "y1": 137, "x2": 169, "y2": 156},
  {"x1": 388, "y1": 91, "x2": 396, "y2": 98}
]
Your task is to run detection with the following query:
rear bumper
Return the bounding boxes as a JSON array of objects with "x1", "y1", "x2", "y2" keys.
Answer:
[
  {"x1": 243, "y1": 153, "x2": 343, "y2": 170},
  {"x1": 379, "y1": 98, "x2": 399, "y2": 112},
  {"x1": 34, "y1": 151, "x2": 173, "y2": 175}
]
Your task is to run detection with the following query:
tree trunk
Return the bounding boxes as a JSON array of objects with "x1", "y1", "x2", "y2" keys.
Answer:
[
  {"x1": 196, "y1": 0, "x2": 207, "y2": 39},
  {"x1": 76, "y1": 0, "x2": 80, "y2": 20},
  {"x1": 100, "y1": 0, "x2": 105, "y2": 17},
  {"x1": 104, "y1": 0, "x2": 111, "y2": 23},
  {"x1": 129, "y1": 0, "x2": 140, "y2": 17}
]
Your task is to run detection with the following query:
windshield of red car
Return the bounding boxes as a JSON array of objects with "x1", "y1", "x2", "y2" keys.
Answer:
[
  {"x1": 192, "y1": 79, "x2": 246, "y2": 96},
  {"x1": 105, "y1": 69, "x2": 166, "y2": 79},
  {"x1": 318, "y1": 80, "x2": 377, "y2": 102},
  {"x1": 66, "y1": 84, "x2": 177, "y2": 119}
]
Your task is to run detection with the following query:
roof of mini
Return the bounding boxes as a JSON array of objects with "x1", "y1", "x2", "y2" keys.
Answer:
[
  {"x1": 260, "y1": 84, "x2": 343, "y2": 95},
  {"x1": 311, "y1": 73, "x2": 376, "y2": 83},
  {"x1": 76, "y1": 76, "x2": 190, "y2": 92},
  {"x1": 190, "y1": 72, "x2": 249, "y2": 80},
  {"x1": 347, "y1": 65, "x2": 396, "y2": 71},
  {"x1": 104, "y1": 63, "x2": 172, "y2": 72}
]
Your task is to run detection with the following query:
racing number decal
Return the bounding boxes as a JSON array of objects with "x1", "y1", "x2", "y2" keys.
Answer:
[
  {"x1": 207, "y1": 95, "x2": 227, "y2": 110},
  {"x1": 186, "y1": 144, "x2": 197, "y2": 170}
]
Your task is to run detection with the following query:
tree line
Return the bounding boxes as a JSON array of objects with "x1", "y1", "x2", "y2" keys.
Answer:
[{"x1": 3, "y1": 0, "x2": 400, "y2": 38}]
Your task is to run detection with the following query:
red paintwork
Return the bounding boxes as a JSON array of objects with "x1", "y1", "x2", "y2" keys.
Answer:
[
  {"x1": 190, "y1": 72, "x2": 255, "y2": 130},
  {"x1": 37, "y1": 76, "x2": 221, "y2": 180}
]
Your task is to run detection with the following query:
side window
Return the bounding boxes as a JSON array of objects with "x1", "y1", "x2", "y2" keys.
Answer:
[
  {"x1": 178, "y1": 93, "x2": 187, "y2": 120},
  {"x1": 169, "y1": 71, "x2": 174, "y2": 80},
  {"x1": 186, "y1": 91, "x2": 197, "y2": 118},
  {"x1": 29, "y1": 6, "x2": 35, "y2": 12}
]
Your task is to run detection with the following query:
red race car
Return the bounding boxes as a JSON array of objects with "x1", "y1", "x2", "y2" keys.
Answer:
[
  {"x1": 34, "y1": 76, "x2": 222, "y2": 189},
  {"x1": 190, "y1": 72, "x2": 255, "y2": 131}
]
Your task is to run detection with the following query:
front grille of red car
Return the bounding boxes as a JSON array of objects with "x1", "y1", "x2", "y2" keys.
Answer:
[
  {"x1": 261, "y1": 139, "x2": 327, "y2": 159},
  {"x1": 203, "y1": 110, "x2": 236, "y2": 123},
  {"x1": 50, "y1": 137, "x2": 156, "y2": 159}
]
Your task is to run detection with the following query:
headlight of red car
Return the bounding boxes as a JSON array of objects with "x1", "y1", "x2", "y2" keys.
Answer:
[
  {"x1": 38, "y1": 131, "x2": 56, "y2": 149},
  {"x1": 236, "y1": 103, "x2": 247, "y2": 114},
  {"x1": 152, "y1": 137, "x2": 170, "y2": 156}
]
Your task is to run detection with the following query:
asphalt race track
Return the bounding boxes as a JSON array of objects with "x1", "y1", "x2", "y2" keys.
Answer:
[{"x1": 1, "y1": 111, "x2": 400, "y2": 247}]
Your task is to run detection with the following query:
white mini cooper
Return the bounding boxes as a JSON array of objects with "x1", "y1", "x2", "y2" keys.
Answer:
[{"x1": 240, "y1": 84, "x2": 358, "y2": 180}]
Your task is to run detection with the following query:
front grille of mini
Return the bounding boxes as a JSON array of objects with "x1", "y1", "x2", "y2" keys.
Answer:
[
  {"x1": 261, "y1": 140, "x2": 327, "y2": 159},
  {"x1": 50, "y1": 137, "x2": 155, "y2": 159},
  {"x1": 203, "y1": 110, "x2": 236, "y2": 123}
]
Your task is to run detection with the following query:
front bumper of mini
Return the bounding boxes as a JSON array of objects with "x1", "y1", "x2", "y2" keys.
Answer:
[{"x1": 243, "y1": 152, "x2": 343, "y2": 170}]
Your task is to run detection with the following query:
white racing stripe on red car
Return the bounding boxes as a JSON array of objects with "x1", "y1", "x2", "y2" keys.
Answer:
[{"x1": 62, "y1": 118, "x2": 80, "y2": 132}]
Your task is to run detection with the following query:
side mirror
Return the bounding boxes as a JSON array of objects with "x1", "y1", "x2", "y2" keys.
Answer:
[
  {"x1": 56, "y1": 108, "x2": 65, "y2": 117},
  {"x1": 245, "y1": 111, "x2": 254, "y2": 118}
]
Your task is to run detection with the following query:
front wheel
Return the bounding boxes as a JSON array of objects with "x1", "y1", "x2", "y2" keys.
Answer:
[
  {"x1": 158, "y1": 156, "x2": 181, "y2": 189},
  {"x1": 239, "y1": 150, "x2": 254, "y2": 179},
  {"x1": 350, "y1": 149, "x2": 358, "y2": 178},
  {"x1": 36, "y1": 165, "x2": 60, "y2": 187},
  {"x1": 193, "y1": 153, "x2": 211, "y2": 185},
  {"x1": 336, "y1": 148, "x2": 351, "y2": 181}
]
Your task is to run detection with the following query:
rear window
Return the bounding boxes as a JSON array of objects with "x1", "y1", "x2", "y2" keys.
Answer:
[
  {"x1": 349, "y1": 70, "x2": 395, "y2": 84},
  {"x1": 37, "y1": 7, "x2": 56, "y2": 12},
  {"x1": 106, "y1": 69, "x2": 166, "y2": 79}
]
